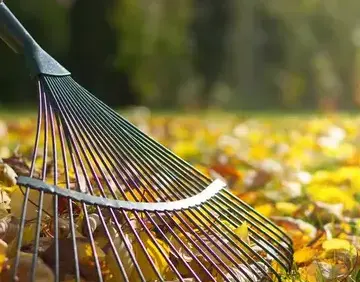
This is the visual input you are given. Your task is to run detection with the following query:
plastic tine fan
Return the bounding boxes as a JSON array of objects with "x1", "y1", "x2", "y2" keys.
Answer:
[{"x1": 0, "y1": 2, "x2": 293, "y2": 282}]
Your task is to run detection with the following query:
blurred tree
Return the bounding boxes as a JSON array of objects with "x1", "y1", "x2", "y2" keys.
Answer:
[
  {"x1": 264, "y1": 0, "x2": 360, "y2": 111},
  {"x1": 191, "y1": 0, "x2": 231, "y2": 108},
  {"x1": 2, "y1": 0, "x2": 360, "y2": 111},
  {"x1": 68, "y1": 0, "x2": 136, "y2": 107},
  {"x1": 112, "y1": 0, "x2": 193, "y2": 108}
]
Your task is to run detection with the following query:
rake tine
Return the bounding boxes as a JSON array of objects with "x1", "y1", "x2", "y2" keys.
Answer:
[
  {"x1": 49, "y1": 79, "x2": 253, "y2": 281},
  {"x1": 12, "y1": 81, "x2": 43, "y2": 282},
  {"x1": 48, "y1": 101, "x2": 59, "y2": 282}
]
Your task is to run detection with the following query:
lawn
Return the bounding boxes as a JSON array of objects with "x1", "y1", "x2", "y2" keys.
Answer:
[{"x1": 0, "y1": 109, "x2": 360, "y2": 281}]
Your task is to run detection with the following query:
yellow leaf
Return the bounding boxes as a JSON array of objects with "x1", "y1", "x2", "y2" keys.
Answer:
[
  {"x1": 248, "y1": 145, "x2": 269, "y2": 160},
  {"x1": 106, "y1": 234, "x2": 135, "y2": 282},
  {"x1": 0, "y1": 164, "x2": 17, "y2": 187},
  {"x1": 130, "y1": 231, "x2": 169, "y2": 281},
  {"x1": 0, "y1": 239, "x2": 8, "y2": 272},
  {"x1": 254, "y1": 204, "x2": 274, "y2": 217},
  {"x1": 322, "y1": 238, "x2": 357, "y2": 256},
  {"x1": 306, "y1": 184, "x2": 357, "y2": 210},
  {"x1": 275, "y1": 202, "x2": 298, "y2": 215},
  {"x1": 294, "y1": 247, "x2": 317, "y2": 264},
  {"x1": 0, "y1": 190, "x2": 10, "y2": 210},
  {"x1": 77, "y1": 242, "x2": 106, "y2": 263},
  {"x1": 233, "y1": 221, "x2": 250, "y2": 245},
  {"x1": 171, "y1": 141, "x2": 199, "y2": 159}
]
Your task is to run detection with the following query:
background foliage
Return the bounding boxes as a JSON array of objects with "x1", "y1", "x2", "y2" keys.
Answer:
[{"x1": 1, "y1": 0, "x2": 360, "y2": 111}]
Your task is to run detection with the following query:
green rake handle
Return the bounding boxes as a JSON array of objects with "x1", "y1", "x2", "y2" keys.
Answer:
[{"x1": 0, "y1": 1, "x2": 70, "y2": 76}]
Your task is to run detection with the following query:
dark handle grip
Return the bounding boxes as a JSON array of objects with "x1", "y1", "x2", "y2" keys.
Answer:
[
  {"x1": 0, "y1": 2, "x2": 36, "y2": 54},
  {"x1": 0, "y1": 2, "x2": 70, "y2": 76}
]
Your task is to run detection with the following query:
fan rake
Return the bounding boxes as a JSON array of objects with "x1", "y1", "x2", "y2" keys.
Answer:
[{"x1": 0, "y1": 2, "x2": 293, "y2": 281}]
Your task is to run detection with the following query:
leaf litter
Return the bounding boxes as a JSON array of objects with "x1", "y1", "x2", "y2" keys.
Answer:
[{"x1": 1, "y1": 112, "x2": 360, "y2": 281}]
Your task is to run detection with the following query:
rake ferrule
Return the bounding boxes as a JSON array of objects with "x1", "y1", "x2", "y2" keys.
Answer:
[{"x1": 0, "y1": 2, "x2": 70, "y2": 77}]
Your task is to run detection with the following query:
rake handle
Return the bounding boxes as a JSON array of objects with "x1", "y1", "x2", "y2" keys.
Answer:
[
  {"x1": 0, "y1": 2, "x2": 33, "y2": 54},
  {"x1": 0, "y1": 2, "x2": 70, "y2": 76}
]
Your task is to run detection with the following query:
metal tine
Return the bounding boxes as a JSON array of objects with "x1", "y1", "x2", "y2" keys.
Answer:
[
  {"x1": 208, "y1": 201, "x2": 292, "y2": 269},
  {"x1": 50, "y1": 85, "x2": 237, "y2": 282},
  {"x1": 45, "y1": 76, "x2": 233, "y2": 280},
  {"x1": 47, "y1": 79, "x2": 125, "y2": 282},
  {"x1": 52, "y1": 77, "x2": 260, "y2": 281},
  {"x1": 61, "y1": 117, "x2": 104, "y2": 281},
  {"x1": 59, "y1": 126, "x2": 136, "y2": 281},
  {"x1": 85, "y1": 106, "x2": 290, "y2": 280},
  {"x1": 60, "y1": 77, "x2": 206, "y2": 200},
  {"x1": 66, "y1": 80, "x2": 208, "y2": 184},
  {"x1": 52, "y1": 76, "x2": 272, "y2": 280},
  {"x1": 208, "y1": 196, "x2": 293, "y2": 262},
  {"x1": 150, "y1": 215, "x2": 216, "y2": 281},
  {"x1": 223, "y1": 190, "x2": 293, "y2": 247},
  {"x1": 54, "y1": 77, "x2": 278, "y2": 282},
  {"x1": 115, "y1": 120, "x2": 294, "y2": 260},
  {"x1": 48, "y1": 95, "x2": 60, "y2": 282},
  {"x1": 211, "y1": 197, "x2": 293, "y2": 257},
  {"x1": 49, "y1": 84, "x2": 222, "y2": 282},
  {"x1": 79, "y1": 80, "x2": 292, "y2": 247},
  {"x1": 57, "y1": 79, "x2": 195, "y2": 202},
  {"x1": 30, "y1": 82, "x2": 49, "y2": 281},
  {"x1": 46, "y1": 79, "x2": 153, "y2": 282},
  {"x1": 47, "y1": 81, "x2": 105, "y2": 281},
  {"x1": 186, "y1": 205, "x2": 284, "y2": 279},
  {"x1": 157, "y1": 211, "x2": 234, "y2": 280},
  {"x1": 207, "y1": 196, "x2": 292, "y2": 257},
  {"x1": 51, "y1": 80, "x2": 195, "y2": 278},
  {"x1": 45, "y1": 77, "x2": 155, "y2": 281},
  {"x1": 94, "y1": 94, "x2": 291, "y2": 247},
  {"x1": 48, "y1": 77, "x2": 151, "y2": 281},
  {"x1": 12, "y1": 81, "x2": 43, "y2": 281},
  {"x1": 119, "y1": 128, "x2": 290, "y2": 250},
  {"x1": 48, "y1": 78, "x2": 222, "y2": 282},
  {"x1": 53, "y1": 100, "x2": 81, "y2": 281},
  {"x1": 93, "y1": 109, "x2": 290, "y2": 270},
  {"x1": 62, "y1": 77, "x2": 288, "y2": 276},
  {"x1": 50, "y1": 85, "x2": 138, "y2": 202}
]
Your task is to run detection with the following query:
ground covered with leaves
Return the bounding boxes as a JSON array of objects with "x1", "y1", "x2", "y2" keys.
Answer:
[{"x1": 0, "y1": 110, "x2": 360, "y2": 281}]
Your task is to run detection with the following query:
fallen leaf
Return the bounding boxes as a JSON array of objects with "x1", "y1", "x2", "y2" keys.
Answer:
[
  {"x1": 294, "y1": 247, "x2": 317, "y2": 265},
  {"x1": 233, "y1": 221, "x2": 250, "y2": 245},
  {"x1": 0, "y1": 252, "x2": 54, "y2": 282},
  {"x1": 0, "y1": 163, "x2": 17, "y2": 187},
  {"x1": 130, "y1": 231, "x2": 170, "y2": 281},
  {"x1": 322, "y1": 238, "x2": 357, "y2": 256}
]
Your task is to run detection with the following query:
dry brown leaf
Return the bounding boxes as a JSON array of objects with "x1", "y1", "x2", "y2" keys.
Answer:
[{"x1": 0, "y1": 252, "x2": 54, "y2": 282}]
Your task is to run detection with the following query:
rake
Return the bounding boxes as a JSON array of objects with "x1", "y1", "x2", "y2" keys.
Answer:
[{"x1": 0, "y1": 2, "x2": 293, "y2": 282}]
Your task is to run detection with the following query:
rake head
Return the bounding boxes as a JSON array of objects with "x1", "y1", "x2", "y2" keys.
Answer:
[{"x1": 0, "y1": 2, "x2": 294, "y2": 282}]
